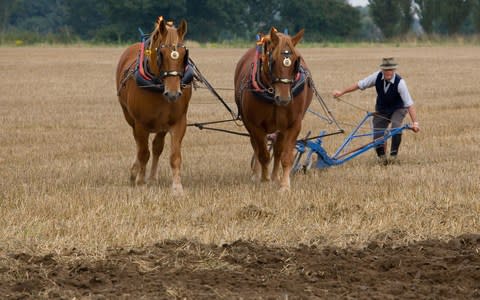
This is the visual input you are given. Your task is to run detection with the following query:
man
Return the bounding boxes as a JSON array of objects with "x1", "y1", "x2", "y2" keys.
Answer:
[{"x1": 333, "y1": 57, "x2": 420, "y2": 165}]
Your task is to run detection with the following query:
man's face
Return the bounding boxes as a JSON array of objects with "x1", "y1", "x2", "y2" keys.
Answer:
[{"x1": 383, "y1": 69, "x2": 395, "y2": 81}]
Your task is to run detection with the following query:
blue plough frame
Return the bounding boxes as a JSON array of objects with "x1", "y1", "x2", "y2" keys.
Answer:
[{"x1": 293, "y1": 112, "x2": 411, "y2": 172}]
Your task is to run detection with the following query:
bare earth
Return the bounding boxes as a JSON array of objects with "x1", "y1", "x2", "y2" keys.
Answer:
[{"x1": 1, "y1": 234, "x2": 479, "y2": 299}]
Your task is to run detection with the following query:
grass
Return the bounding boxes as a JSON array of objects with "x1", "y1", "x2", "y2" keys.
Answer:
[{"x1": 0, "y1": 46, "x2": 478, "y2": 256}]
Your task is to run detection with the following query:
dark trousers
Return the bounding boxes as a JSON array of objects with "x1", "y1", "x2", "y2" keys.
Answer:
[{"x1": 372, "y1": 108, "x2": 407, "y2": 157}]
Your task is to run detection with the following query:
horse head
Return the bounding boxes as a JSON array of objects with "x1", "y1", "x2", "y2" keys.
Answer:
[
  {"x1": 148, "y1": 16, "x2": 188, "y2": 102},
  {"x1": 262, "y1": 27, "x2": 304, "y2": 106}
]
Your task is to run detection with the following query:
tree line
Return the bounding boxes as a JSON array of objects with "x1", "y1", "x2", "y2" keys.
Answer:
[{"x1": 1, "y1": 0, "x2": 479, "y2": 44}]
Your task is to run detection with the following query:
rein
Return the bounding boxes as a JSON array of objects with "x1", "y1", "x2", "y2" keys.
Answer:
[{"x1": 335, "y1": 96, "x2": 397, "y2": 125}]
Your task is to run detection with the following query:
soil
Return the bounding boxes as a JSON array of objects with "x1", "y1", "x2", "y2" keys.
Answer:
[{"x1": 1, "y1": 234, "x2": 479, "y2": 299}]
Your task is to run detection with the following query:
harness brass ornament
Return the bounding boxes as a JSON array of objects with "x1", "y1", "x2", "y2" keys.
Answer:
[{"x1": 170, "y1": 50, "x2": 179, "y2": 60}]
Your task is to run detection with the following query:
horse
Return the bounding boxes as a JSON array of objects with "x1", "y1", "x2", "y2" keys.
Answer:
[
  {"x1": 234, "y1": 27, "x2": 313, "y2": 191},
  {"x1": 116, "y1": 17, "x2": 192, "y2": 195}
]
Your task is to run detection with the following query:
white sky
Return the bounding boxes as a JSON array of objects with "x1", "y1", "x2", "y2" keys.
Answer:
[{"x1": 348, "y1": 0, "x2": 369, "y2": 7}]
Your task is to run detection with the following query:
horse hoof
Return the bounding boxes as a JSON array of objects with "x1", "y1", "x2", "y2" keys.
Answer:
[
  {"x1": 172, "y1": 184, "x2": 184, "y2": 196},
  {"x1": 279, "y1": 186, "x2": 291, "y2": 193},
  {"x1": 136, "y1": 179, "x2": 146, "y2": 186},
  {"x1": 147, "y1": 176, "x2": 158, "y2": 185}
]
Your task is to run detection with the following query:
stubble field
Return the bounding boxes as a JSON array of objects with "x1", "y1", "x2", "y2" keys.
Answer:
[{"x1": 0, "y1": 45, "x2": 479, "y2": 298}]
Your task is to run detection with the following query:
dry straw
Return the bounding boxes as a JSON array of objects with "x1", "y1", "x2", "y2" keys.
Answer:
[{"x1": 0, "y1": 46, "x2": 479, "y2": 256}]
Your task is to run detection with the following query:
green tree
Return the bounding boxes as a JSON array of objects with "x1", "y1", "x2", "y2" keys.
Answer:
[
  {"x1": 398, "y1": 0, "x2": 413, "y2": 35},
  {"x1": 473, "y1": 0, "x2": 480, "y2": 32},
  {"x1": 439, "y1": 0, "x2": 472, "y2": 34},
  {"x1": 99, "y1": 0, "x2": 187, "y2": 42},
  {"x1": 281, "y1": 0, "x2": 360, "y2": 41},
  {"x1": 65, "y1": 0, "x2": 108, "y2": 40},
  {"x1": 185, "y1": 0, "x2": 247, "y2": 42},
  {"x1": 8, "y1": 0, "x2": 67, "y2": 34},
  {"x1": 0, "y1": 0, "x2": 17, "y2": 40},
  {"x1": 243, "y1": 1, "x2": 282, "y2": 37},
  {"x1": 368, "y1": 0, "x2": 402, "y2": 38},
  {"x1": 418, "y1": 0, "x2": 437, "y2": 34},
  {"x1": 419, "y1": 0, "x2": 473, "y2": 35}
]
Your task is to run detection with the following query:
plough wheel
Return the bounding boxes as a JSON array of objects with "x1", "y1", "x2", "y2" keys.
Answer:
[
  {"x1": 292, "y1": 131, "x2": 312, "y2": 175},
  {"x1": 292, "y1": 149, "x2": 305, "y2": 174}
]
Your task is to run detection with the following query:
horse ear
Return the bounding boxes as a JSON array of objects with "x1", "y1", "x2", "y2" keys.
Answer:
[
  {"x1": 158, "y1": 17, "x2": 168, "y2": 37},
  {"x1": 270, "y1": 27, "x2": 279, "y2": 46},
  {"x1": 177, "y1": 19, "x2": 187, "y2": 40},
  {"x1": 291, "y1": 29, "x2": 304, "y2": 46}
]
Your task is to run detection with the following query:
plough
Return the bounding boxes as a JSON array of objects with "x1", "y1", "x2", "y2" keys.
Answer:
[
  {"x1": 292, "y1": 112, "x2": 412, "y2": 173},
  {"x1": 188, "y1": 56, "x2": 413, "y2": 173}
]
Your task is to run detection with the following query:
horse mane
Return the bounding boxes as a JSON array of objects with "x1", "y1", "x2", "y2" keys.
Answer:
[
  {"x1": 149, "y1": 16, "x2": 180, "y2": 52},
  {"x1": 273, "y1": 33, "x2": 298, "y2": 57},
  {"x1": 261, "y1": 32, "x2": 299, "y2": 60}
]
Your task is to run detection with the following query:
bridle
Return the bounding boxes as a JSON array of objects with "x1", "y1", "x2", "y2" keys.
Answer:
[
  {"x1": 147, "y1": 40, "x2": 189, "y2": 81},
  {"x1": 265, "y1": 46, "x2": 300, "y2": 85}
]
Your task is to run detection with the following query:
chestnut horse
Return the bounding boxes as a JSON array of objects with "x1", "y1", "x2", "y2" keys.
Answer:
[
  {"x1": 234, "y1": 28, "x2": 313, "y2": 191},
  {"x1": 116, "y1": 17, "x2": 191, "y2": 195}
]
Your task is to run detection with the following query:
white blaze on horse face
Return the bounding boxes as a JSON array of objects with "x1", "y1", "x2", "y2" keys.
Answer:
[{"x1": 272, "y1": 49, "x2": 296, "y2": 105}]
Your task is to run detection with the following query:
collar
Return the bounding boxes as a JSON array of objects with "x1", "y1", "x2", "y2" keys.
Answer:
[{"x1": 381, "y1": 72, "x2": 396, "y2": 84}]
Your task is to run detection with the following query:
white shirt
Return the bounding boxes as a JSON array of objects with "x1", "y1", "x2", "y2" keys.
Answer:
[{"x1": 357, "y1": 71, "x2": 414, "y2": 107}]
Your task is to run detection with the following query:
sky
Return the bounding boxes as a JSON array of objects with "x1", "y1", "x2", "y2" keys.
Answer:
[{"x1": 348, "y1": 0, "x2": 368, "y2": 7}]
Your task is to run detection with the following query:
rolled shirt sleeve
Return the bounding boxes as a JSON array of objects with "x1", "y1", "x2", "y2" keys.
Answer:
[
  {"x1": 358, "y1": 70, "x2": 414, "y2": 107},
  {"x1": 357, "y1": 71, "x2": 380, "y2": 90},
  {"x1": 398, "y1": 79, "x2": 414, "y2": 107}
]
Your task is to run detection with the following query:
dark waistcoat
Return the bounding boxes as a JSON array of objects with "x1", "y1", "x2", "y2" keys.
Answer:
[{"x1": 375, "y1": 72, "x2": 403, "y2": 113}]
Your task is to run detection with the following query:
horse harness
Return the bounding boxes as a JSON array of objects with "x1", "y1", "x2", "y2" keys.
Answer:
[
  {"x1": 117, "y1": 38, "x2": 193, "y2": 95},
  {"x1": 242, "y1": 37, "x2": 309, "y2": 104}
]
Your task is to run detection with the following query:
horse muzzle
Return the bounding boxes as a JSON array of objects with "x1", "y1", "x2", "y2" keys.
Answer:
[
  {"x1": 163, "y1": 90, "x2": 183, "y2": 102},
  {"x1": 272, "y1": 78, "x2": 294, "y2": 106},
  {"x1": 274, "y1": 94, "x2": 292, "y2": 106},
  {"x1": 162, "y1": 73, "x2": 183, "y2": 102}
]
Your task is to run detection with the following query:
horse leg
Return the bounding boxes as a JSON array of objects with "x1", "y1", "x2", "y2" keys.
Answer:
[
  {"x1": 120, "y1": 104, "x2": 141, "y2": 184},
  {"x1": 131, "y1": 123, "x2": 150, "y2": 185},
  {"x1": 169, "y1": 115, "x2": 187, "y2": 196},
  {"x1": 249, "y1": 128, "x2": 270, "y2": 182},
  {"x1": 249, "y1": 137, "x2": 262, "y2": 181},
  {"x1": 271, "y1": 132, "x2": 285, "y2": 183},
  {"x1": 149, "y1": 131, "x2": 167, "y2": 182},
  {"x1": 278, "y1": 128, "x2": 300, "y2": 192}
]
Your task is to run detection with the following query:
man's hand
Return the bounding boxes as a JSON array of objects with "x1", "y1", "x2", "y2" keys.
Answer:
[
  {"x1": 411, "y1": 122, "x2": 420, "y2": 133},
  {"x1": 333, "y1": 90, "x2": 343, "y2": 99}
]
